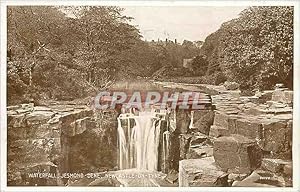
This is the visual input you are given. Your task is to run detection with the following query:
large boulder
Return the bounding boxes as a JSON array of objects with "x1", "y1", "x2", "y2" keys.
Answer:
[
  {"x1": 259, "y1": 118, "x2": 291, "y2": 155},
  {"x1": 213, "y1": 112, "x2": 237, "y2": 133},
  {"x1": 179, "y1": 157, "x2": 228, "y2": 187},
  {"x1": 235, "y1": 117, "x2": 262, "y2": 139},
  {"x1": 213, "y1": 134, "x2": 262, "y2": 174}
]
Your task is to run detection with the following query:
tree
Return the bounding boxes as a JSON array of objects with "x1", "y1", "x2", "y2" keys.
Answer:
[
  {"x1": 7, "y1": 6, "x2": 70, "y2": 103},
  {"x1": 199, "y1": 6, "x2": 293, "y2": 91},
  {"x1": 7, "y1": 6, "x2": 141, "y2": 104},
  {"x1": 65, "y1": 6, "x2": 140, "y2": 87}
]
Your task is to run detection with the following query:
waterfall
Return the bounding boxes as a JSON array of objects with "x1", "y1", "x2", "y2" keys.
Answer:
[
  {"x1": 117, "y1": 118, "x2": 128, "y2": 170},
  {"x1": 162, "y1": 130, "x2": 170, "y2": 172},
  {"x1": 189, "y1": 111, "x2": 194, "y2": 129},
  {"x1": 117, "y1": 111, "x2": 163, "y2": 171}
]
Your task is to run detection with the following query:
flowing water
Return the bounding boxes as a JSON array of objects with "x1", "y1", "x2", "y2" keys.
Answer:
[{"x1": 117, "y1": 110, "x2": 168, "y2": 171}]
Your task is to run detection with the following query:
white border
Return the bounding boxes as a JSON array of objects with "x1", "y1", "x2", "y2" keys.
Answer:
[{"x1": 0, "y1": 1, "x2": 299, "y2": 192}]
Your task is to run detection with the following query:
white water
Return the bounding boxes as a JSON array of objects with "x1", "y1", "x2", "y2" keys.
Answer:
[
  {"x1": 162, "y1": 130, "x2": 170, "y2": 172},
  {"x1": 117, "y1": 111, "x2": 165, "y2": 171}
]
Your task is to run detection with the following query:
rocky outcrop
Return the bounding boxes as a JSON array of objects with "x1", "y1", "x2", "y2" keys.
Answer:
[
  {"x1": 7, "y1": 104, "x2": 118, "y2": 186},
  {"x1": 7, "y1": 81, "x2": 293, "y2": 187},
  {"x1": 156, "y1": 82, "x2": 293, "y2": 187}
]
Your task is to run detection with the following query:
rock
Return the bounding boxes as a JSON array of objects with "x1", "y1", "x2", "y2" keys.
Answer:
[
  {"x1": 283, "y1": 163, "x2": 292, "y2": 177},
  {"x1": 213, "y1": 134, "x2": 262, "y2": 174},
  {"x1": 224, "y1": 81, "x2": 240, "y2": 90},
  {"x1": 213, "y1": 112, "x2": 230, "y2": 127},
  {"x1": 269, "y1": 107, "x2": 293, "y2": 114},
  {"x1": 34, "y1": 106, "x2": 53, "y2": 111},
  {"x1": 226, "y1": 90, "x2": 241, "y2": 98},
  {"x1": 15, "y1": 108, "x2": 32, "y2": 114},
  {"x1": 179, "y1": 157, "x2": 228, "y2": 187},
  {"x1": 248, "y1": 96, "x2": 259, "y2": 103},
  {"x1": 232, "y1": 170, "x2": 285, "y2": 187},
  {"x1": 7, "y1": 105, "x2": 21, "y2": 111},
  {"x1": 186, "y1": 145, "x2": 213, "y2": 159},
  {"x1": 192, "y1": 110, "x2": 214, "y2": 135},
  {"x1": 275, "y1": 83, "x2": 285, "y2": 89},
  {"x1": 267, "y1": 101, "x2": 287, "y2": 108},
  {"x1": 284, "y1": 91, "x2": 293, "y2": 103},
  {"x1": 175, "y1": 110, "x2": 190, "y2": 134},
  {"x1": 209, "y1": 125, "x2": 230, "y2": 138},
  {"x1": 261, "y1": 158, "x2": 291, "y2": 173},
  {"x1": 257, "y1": 90, "x2": 274, "y2": 103},
  {"x1": 190, "y1": 132, "x2": 207, "y2": 146},
  {"x1": 9, "y1": 138, "x2": 57, "y2": 167},
  {"x1": 273, "y1": 114, "x2": 293, "y2": 121},
  {"x1": 235, "y1": 117, "x2": 262, "y2": 139},
  {"x1": 244, "y1": 102, "x2": 257, "y2": 109},
  {"x1": 8, "y1": 114, "x2": 27, "y2": 128},
  {"x1": 21, "y1": 162, "x2": 58, "y2": 186},
  {"x1": 260, "y1": 119, "x2": 289, "y2": 154},
  {"x1": 272, "y1": 89, "x2": 293, "y2": 104},
  {"x1": 7, "y1": 105, "x2": 110, "y2": 186},
  {"x1": 213, "y1": 112, "x2": 237, "y2": 133},
  {"x1": 7, "y1": 110, "x2": 18, "y2": 116},
  {"x1": 165, "y1": 169, "x2": 178, "y2": 184},
  {"x1": 26, "y1": 111, "x2": 55, "y2": 126},
  {"x1": 228, "y1": 173, "x2": 248, "y2": 182},
  {"x1": 26, "y1": 124, "x2": 54, "y2": 139},
  {"x1": 244, "y1": 106, "x2": 266, "y2": 116},
  {"x1": 7, "y1": 127, "x2": 27, "y2": 140},
  {"x1": 60, "y1": 110, "x2": 93, "y2": 136},
  {"x1": 179, "y1": 134, "x2": 193, "y2": 159},
  {"x1": 72, "y1": 117, "x2": 91, "y2": 136}
]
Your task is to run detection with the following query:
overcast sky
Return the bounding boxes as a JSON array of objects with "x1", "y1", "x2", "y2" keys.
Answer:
[{"x1": 122, "y1": 6, "x2": 248, "y2": 43}]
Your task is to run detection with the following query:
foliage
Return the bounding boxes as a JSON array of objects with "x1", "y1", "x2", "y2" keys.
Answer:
[
  {"x1": 199, "y1": 6, "x2": 293, "y2": 90},
  {"x1": 7, "y1": 6, "x2": 201, "y2": 104},
  {"x1": 7, "y1": 6, "x2": 140, "y2": 104},
  {"x1": 7, "y1": 6, "x2": 293, "y2": 104}
]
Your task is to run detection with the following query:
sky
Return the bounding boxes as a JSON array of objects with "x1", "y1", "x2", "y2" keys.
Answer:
[{"x1": 122, "y1": 6, "x2": 248, "y2": 43}]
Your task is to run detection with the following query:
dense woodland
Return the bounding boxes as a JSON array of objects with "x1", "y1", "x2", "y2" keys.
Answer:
[{"x1": 7, "y1": 6, "x2": 293, "y2": 104}]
